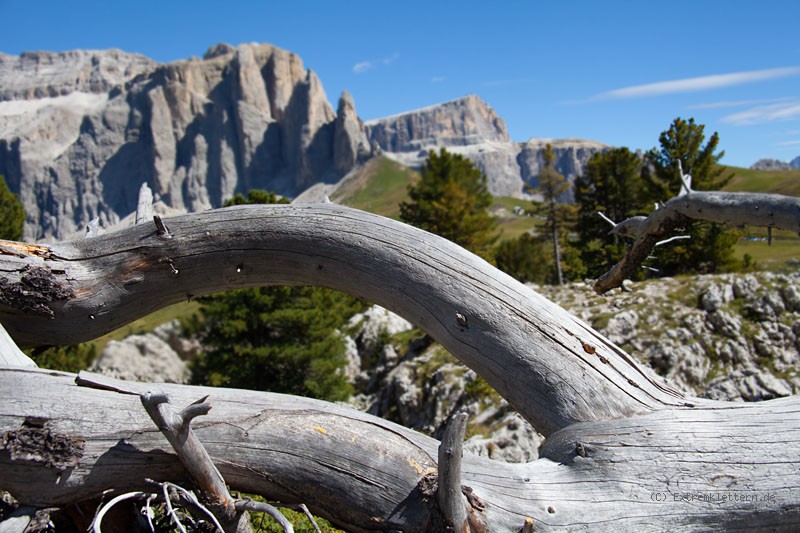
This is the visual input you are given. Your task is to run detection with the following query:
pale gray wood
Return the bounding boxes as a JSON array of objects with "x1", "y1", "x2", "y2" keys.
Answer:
[
  {"x1": 0, "y1": 204, "x2": 692, "y2": 437},
  {"x1": 135, "y1": 183, "x2": 153, "y2": 226},
  {"x1": 1, "y1": 203, "x2": 799, "y2": 530},
  {"x1": 436, "y1": 411, "x2": 469, "y2": 530},
  {"x1": 1, "y1": 369, "x2": 799, "y2": 531},
  {"x1": 596, "y1": 190, "x2": 800, "y2": 293},
  {"x1": 139, "y1": 391, "x2": 248, "y2": 532},
  {"x1": 0, "y1": 322, "x2": 35, "y2": 368}
]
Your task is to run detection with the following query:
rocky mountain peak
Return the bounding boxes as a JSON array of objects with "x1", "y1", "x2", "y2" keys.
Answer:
[
  {"x1": 751, "y1": 158, "x2": 794, "y2": 171},
  {"x1": 364, "y1": 94, "x2": 510, "y2": 152},
  {"x1": 363, "y1": 97, "x2": 608, "y2": 197},
  {"x1": 334, "y1": 91, "x2": 370, "y2": 174},
  {"x1": 203, "y1": 42, "x2": 236, "y2": 60},
  {"x1": 0, "y1": 42, "x2": 371, "y2": 241}
]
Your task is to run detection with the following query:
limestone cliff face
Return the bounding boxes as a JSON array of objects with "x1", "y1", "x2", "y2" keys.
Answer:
[
  {"x1": 364, "y1": 96, "x2": 608, "y2": 197},
  {"x1": 364, "y1": 94, "x2": 510, "y2": 152},
  {"x1": 0, "y1": 49, "x2": 156, "y2": 101},
  {"x1": 0, "y1": 43, "x2": 370, "y2": 241}
]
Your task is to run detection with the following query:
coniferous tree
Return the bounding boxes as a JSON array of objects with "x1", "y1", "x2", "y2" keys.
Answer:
[
  {"x1": 189, "y1": 285, "x2": 361, "y2": 401},
  {"x1": 574, "y1": 147, "x2": 645, "y2": 276},
  {"x1": 188, "y1": 190, "x2": 363, "y2": 401},
  {"x1": 641, "y1": 118, "x2": 738, "y2": 274},
  {"x1": 0, "y1": 175, "x2": 24, "y2": 241},
  {"x1": 399, "y1": 148, "x2": 497, "y2": 260},
  {"x1": 494, "y1": 233, "x2": 553, "y2": 284}
]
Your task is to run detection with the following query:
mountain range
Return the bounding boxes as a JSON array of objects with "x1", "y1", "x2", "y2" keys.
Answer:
[
  {"x1": 0, "y1": 42, "x2": 614, "y2": 242},
  {"x1": 10, "y1": 44, "x2": 800, "y2": 241}
]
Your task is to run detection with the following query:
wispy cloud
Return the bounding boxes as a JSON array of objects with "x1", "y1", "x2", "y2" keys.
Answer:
[
  {"x1": 590, "y1": 66, "x2": 800, "y2": 100},
  {"x1": 352, "y1": 61, "x2": 374, "y2": 74},
  {"x1": 778, "y1": 140, "x2": 800, "y2": 146},
  {"x1": 721, "y1": 100, "x2": 800, "y2": 125},
  {"x1": 431, "y1": 76, "x2": 446, "y2": 83},
  {"x1": 352, "y1": 53, "x2": 399, "y2": 74},
  {"x1": 687, "y1": 97, "x2": 793, "y2": 110}
]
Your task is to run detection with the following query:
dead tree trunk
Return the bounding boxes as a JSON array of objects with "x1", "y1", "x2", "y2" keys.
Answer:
[{"x1": 2, "y1": 203, "x2": 800, "y2": 531}]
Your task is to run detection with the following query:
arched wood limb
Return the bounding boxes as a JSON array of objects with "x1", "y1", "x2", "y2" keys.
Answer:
[
  {"x1": 1, "y1": 204, "x2": 799, "y2": 530},
  {"x1": 0, "y1": 204, "x2": 690, "y2": 436}
]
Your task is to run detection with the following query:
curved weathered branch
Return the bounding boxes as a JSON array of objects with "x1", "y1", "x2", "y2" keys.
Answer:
[
  {"x1": 595, "y1": 191, "x2": 800, "y2": 294},
  {"x1": 0, "y1": 204, "x2": 689, "y2": 436}
]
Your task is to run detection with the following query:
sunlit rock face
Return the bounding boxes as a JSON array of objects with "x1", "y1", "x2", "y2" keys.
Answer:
[{"x1": 0, "y1": 43, "x2": 369, "y2": 241}]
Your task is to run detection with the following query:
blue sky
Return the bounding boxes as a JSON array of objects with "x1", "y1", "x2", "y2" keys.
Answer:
[{"x1": 1, "y1": 0, "x2": 799, "y2": 167}]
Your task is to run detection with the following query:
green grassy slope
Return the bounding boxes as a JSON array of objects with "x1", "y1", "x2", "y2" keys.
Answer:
[
  {"x1": 719, "y1": 165, "x2": 800, "y2": 269},
  {"x1": 721, "y1": 165, "x2": 800, "y2": 196},
  {"x1": 333, "y1": 156, "x2": 542, "y2": 241},
  {"x1": 332, "y1": 156, "x2": 418, "y2": 218}
]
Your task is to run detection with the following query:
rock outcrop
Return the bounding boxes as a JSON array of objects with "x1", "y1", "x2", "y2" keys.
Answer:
[
  {"x1": 0, "y1": 49, "x2": 155, "y2": 101},
  {"x1": 0, "y1": 43, "x2": 372, "y2": 241},
  {"x1": 364, "y1": 95, "x2": 609, "y2": 197},
  {"x1": 364, "y1": 94, "x2": 510, "y2": 152},
  {"x1": 751, "y1": 158, "x2": 794, "y2": 171},
  {"x1": 750, "y1": 156, "x2": 800, "y2": 171},
  {"x1": 535, "y1": 271, "x2": 800, "y2": 402}
]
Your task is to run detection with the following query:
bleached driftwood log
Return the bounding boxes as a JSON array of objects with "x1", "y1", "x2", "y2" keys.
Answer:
[{"x1": 1, "y1": 204, "x2": 800, "y2": 531}]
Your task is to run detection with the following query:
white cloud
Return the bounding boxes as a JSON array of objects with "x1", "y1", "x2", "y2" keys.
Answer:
[
  {"x1": 352, "y1": 61, "x2": 374, "y2": 74},
  {"x1": 721, "y1": 100, "x2": 800, "y2": 125},
  {"x1": 778, "y1": 140, "x2": 800, "y2": 146},
  {"x1": 591, "y1": 66, "x2": 800, "y2": 100},
  {"x1": 352, "y1": 53, "x2": 399, "y2": 74},
  {"x1": 687, "y1": 97, "x2": 792, "y2": 110},
  {"x1": 431, "y1": 76, "x2": 446, "y2": 83}
]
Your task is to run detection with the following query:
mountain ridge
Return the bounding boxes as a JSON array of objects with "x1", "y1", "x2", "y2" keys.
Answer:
[{"x1": 1, "y1": 42, "x2": 604, "y2": 241}]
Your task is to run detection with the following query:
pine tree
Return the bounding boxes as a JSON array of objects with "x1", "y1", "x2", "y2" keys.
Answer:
[
  {"x1": 533, "y1": 144, "x2": 573, "y2": 285},
  {"x1": 641, "y1": 118, "x2": 738, "y2": 275},
  {"x1": 399, "y1": 148, "x2": 497, "y2": 260},
  {"x1": 574, "y1": 147, "x2": 645, "y2": 276},
  {"x1": 0, "y1": 175, "x2": 24, "y2": 241},
  {"x1": 189, "y1": 285, "x2": 361, "y2": 401},
  {"x1": 224, "y1": 189, "x2": 288, "y2": 207},
  {"x1": 494, "y1": 233, "x2": 553, "y2": 284}
]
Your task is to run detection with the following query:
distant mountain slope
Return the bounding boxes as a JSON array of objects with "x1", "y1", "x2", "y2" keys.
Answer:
[
  {"x1": 722, "y1": 165, "x2": 800, "y2": 197},
  {"x1": 750, "y1": 156, "x2": 800, "y2": 171}
]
